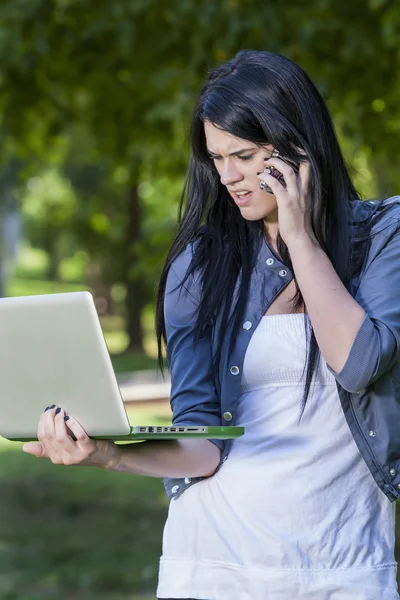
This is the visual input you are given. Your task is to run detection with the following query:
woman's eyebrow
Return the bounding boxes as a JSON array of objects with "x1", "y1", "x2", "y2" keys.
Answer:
[{"x1": 207, "y1": 147, "x2": 257, "y2": 156}]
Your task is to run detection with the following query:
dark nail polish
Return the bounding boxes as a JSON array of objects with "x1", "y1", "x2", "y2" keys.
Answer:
[
  {"x1": 55, "y1": 407, "x2": 61, "y2": 415},
  {"x1": 257, "y1": 171, "x2": 263, "y2": 175},
  {"x1": 64, "y1": 415, "x2": 70, "y2": 421},
  {"x1": 44, "y1": 406, "x2": 50, "y2": 412},
  {"x1": 50, "y1": 404, "x2": 56, "y2": 409}
]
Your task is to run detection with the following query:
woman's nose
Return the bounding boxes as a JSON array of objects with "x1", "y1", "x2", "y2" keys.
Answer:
[{"x1": 220, "y1": 163, "x2": 244, "y2": 187}]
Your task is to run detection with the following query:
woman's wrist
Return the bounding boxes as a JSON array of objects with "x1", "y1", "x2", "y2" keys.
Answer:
[
  {"x1": 84, "y1": 439, "x2": 121, "y2": 471},
  {"x1": 101, "y1": 443, "x2": 121, "y2": 471}
]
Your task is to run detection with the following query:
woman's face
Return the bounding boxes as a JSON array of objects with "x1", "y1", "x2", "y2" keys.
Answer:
[{"x1": 204, "y1": 120, "x2": 278, "y2": 225}]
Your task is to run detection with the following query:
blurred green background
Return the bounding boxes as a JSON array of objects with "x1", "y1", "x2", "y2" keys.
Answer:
[{"x1": 0, "y1": 0, "x2": 400, "y2": 597}]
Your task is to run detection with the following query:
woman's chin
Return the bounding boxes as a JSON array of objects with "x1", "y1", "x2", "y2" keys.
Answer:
[{"x1": 238, "y1": 204, "x2": 275, "y2": 221}]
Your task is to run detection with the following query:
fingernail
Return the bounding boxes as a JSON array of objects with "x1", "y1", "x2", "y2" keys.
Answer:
[
  {"x1": 44, "y1": 406, "x2": 50, "y2": 412},
  {"x1": 256, "y1": 171, "x2": 263, "y2": 175},
  {"x1": 50, "y1": 404, "x2": 56, "y2": 409},
  {"x1": 55, "y1": 407, "x2": 61, "y2": 415},
  {"x1": 64, "y1": 415, "x2": 70, "y2": 421}
]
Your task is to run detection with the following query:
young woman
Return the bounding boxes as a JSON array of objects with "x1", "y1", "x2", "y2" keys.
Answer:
[{"x1": 23, "y1": 50, "x2": 400, "y2": 599}]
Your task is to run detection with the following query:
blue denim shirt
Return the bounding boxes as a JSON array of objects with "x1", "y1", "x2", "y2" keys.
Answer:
[{"x1": 163, "y1": 196, "x2": 400, "y2": 503}]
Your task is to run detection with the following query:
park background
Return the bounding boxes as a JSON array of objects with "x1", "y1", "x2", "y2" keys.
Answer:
[{"x1": 0, "y1": 0, "x2": 400, "y2": 598}]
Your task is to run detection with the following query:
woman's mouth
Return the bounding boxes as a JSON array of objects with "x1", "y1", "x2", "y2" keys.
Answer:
[{"x1": 231, "y1": 190, "x2": 254, "y2": 206}]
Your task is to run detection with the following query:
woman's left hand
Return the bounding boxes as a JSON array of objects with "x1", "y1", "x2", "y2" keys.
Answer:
[{"x1": 257, "y1": 155, "x2": 315, "y2": 246}]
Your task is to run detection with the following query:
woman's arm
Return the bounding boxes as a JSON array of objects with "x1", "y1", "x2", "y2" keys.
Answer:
[
  {"x1": 288, "y1": 225, "x2": 400, "y2": 392},
  {"x1": 102, "y1": 437, "x2": 221, "y2": 478},
  {"x1": 22, "y1": 406, "x2": 221, "y2": 478},
  {"x1": 23, "y1": 243, "x2": 223, "y2": 480}
]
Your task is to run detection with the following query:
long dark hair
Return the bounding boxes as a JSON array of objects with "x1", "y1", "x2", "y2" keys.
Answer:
[{"x1": 155, "y1": 49, "x2": 382, "y2": 421}]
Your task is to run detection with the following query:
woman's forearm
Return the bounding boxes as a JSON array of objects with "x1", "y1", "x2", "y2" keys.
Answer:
[
  {"x1": 287, "y1": 234, "x2": 366, "y2": 374},
  {"x1": 100, "y1": 438, "x2": 222, "y2": 479}
]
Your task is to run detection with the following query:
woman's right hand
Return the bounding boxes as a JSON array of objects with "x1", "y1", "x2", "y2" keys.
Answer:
[{"x1": 22, "y1": 405, "x2": 120, "y2": 470}]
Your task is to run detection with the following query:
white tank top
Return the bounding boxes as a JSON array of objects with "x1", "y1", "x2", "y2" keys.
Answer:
[{"x1": 157, "y1": 314, "x2": 399, "y2": 600}]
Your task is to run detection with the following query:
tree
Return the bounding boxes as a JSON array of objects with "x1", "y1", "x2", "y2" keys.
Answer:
[{"x1": 0, "y1": 0, "x2": 399, "y2": 350}]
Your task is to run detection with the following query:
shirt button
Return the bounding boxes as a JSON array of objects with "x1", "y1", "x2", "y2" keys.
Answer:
[
  {"x1": 184, "y1": 477, "x2": 192, "y2": 484},
  {"x1": 243, "y1": 321, "x2": 252, "y2": 330},
  {"x1": 397, "y1": 483, "x2": 400, "y2": 491},
  {"x1": 368, "y1": 430, "x2": 376, "y2": 437},
  {"x1": 230, "y1": 366, "x2": 240, "y2": 375},
  {"x1": 390, "y1": 468, "x2": 396, "y2": 478},
  {"x1": 171, "y1": 485, "x2": 180, "y2": 494},
  {"x1": 266, "y1": 258, "x2": 274, "y2": 266},
  {"x1": 223, "y1": 412, "x2": 233, "y2": 421},
  {"x1": 279, "y1": 269, "x2": 288, "y2": 277}
]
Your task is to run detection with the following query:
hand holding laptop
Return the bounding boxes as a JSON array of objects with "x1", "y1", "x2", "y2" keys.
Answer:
[{"x1": 22, "y1": 404, "x2": 119, "y2": 469}]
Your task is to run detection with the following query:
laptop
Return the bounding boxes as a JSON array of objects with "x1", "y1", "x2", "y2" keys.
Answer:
[{"x1": 0, "y1": 291, "x2": 244, "y2": 443}]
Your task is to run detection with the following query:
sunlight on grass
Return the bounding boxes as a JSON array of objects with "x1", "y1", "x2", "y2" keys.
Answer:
[
  {"x1": 126, "y1": 402, "x2": 173, "y2": 425},
  {"x1": 7, "y1": 278, "x2": 87, "y2": 297},
  {"x1": 104, "y1": 328, "x2": 130, "y2": 354}
]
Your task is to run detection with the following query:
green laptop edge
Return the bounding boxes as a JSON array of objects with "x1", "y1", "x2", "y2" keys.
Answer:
[{"x1": 5, "y1": 425, "x2": 245, "y2": 443}]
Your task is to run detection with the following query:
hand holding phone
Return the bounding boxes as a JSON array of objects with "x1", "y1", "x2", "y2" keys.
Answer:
[
  {"x1": 257, "y1": 147, "x2": 313, "y2": 245},
  {"x1": 259, "y1": 148, "x2": 302, "y2": 193}
]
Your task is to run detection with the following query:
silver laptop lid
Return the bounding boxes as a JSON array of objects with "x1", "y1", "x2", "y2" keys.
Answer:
[{"x1": 0, "y1": 291, "x2": 131, "y2": 438}]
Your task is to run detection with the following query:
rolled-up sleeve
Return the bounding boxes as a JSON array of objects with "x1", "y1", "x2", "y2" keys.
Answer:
[
  {"x1": 164, "y1": 251, "x2": 224, "y2": 450},
  {"x1": 326, "y1": 225, "x2": 400, "y2": 392}
]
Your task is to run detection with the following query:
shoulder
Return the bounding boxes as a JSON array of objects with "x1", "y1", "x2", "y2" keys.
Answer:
[
  {"x1": 165, "y1": 232, "x2": 205, "y2": 310},
  {"x1": 168, "y1": 227, "x2": 206, "y2": 284},
  {"x1": 169, "y1": 240, "x2": 197, "y2": 279},
  {"x1": 351, "y1": 196, "x2": 400, "y2": 238},
  {"x1": 169, "y1": 224, "x2": 207, "y2": 272}
]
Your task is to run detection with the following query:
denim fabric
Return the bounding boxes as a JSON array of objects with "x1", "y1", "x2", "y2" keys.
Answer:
[{"x1": 163, "y1": 196, "x2": 400, "y2": 503}]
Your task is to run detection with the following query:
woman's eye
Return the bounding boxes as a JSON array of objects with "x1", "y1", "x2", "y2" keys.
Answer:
[{"x1": 207, "y1": 154, "x2": 254, "y2": 161}]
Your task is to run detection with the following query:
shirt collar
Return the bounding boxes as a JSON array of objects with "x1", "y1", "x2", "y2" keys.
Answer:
[{"x1": 351, "y1": 199, "x2": 380, "y2": 224}]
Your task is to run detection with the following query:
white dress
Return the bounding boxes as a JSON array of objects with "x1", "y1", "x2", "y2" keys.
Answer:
[{"x1": 157, "y1": 314, "x2": 399, "y2": 600}]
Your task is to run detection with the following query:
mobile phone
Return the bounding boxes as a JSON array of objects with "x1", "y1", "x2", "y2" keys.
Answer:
[{"x1": 264, "y1": 151, "x2": 300, "y2": 191}]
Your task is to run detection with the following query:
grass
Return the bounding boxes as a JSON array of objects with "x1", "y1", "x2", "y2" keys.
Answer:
[
  {"x1": 7, "y1": 278, "x2": 87, "y2": 297},
  {"x1": 110, "y1": 353, "x2": 160, "y2": 374},
  {"x1": 0, "y1": 404, "x2": 172, "y2": 600},
  {"x1": 2, "y1": 270, "x2": 169, "y2": 597}
]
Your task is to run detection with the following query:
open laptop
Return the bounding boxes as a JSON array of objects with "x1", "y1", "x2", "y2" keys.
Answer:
[{"x1": 0, "y1": 291, "x2": 244, "y2": 443}]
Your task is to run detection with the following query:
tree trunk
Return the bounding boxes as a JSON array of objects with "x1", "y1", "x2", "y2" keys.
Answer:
[
  {"x1": 0, "y1": 216, "x2": 4, "y2": 298},
  {"x1": 373, "y1": 156, "x2": 393, "y2": 199},
  {"x1": 0, "y1": 259, "x2": 4, "y2": 299},
  {"x1": 86, "y1": 261, "x2": 114, "y2": 316},
  {"x1": 125, "y1": 178, "x2": 145, "y2": 354},
  {"x1": 42, "y1": 235, "x2": 60, "y2": 282}
]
